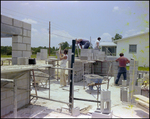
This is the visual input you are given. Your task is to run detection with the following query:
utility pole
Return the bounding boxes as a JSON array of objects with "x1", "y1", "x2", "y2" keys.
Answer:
[
  {"x1": 49, "y1": 21, "x2": 51, "y2": 56},
  {"x1": 90, "y1": 36, "x2": 91, "y2": 49}
]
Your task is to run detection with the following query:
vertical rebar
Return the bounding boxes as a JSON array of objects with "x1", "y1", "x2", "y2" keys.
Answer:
[{"x1": 69, "y1": 40, "x2": 76, "y2": 113}]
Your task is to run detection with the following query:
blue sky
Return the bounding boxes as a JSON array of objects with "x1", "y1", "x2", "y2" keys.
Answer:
[{"x1": 1, "y1": 1, "x2": 149, "y2": 48}]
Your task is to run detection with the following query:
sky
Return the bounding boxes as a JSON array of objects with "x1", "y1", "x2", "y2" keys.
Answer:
[{"x1": 1, "y1": 1, "x2": 149, "y2": 48}]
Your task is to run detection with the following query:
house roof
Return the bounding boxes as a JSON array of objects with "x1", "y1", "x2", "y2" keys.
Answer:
[
  {"x1": 114, "y1": 32, "x2": 149, "y2": 43},
  {"x1": 99, "y1": 41, "x2": 117, "y2": 46}
]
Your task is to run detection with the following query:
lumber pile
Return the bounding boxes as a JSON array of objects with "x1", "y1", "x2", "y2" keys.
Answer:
[{"x1": 133, "y1": 94, "x2": 149, "y2": 113}]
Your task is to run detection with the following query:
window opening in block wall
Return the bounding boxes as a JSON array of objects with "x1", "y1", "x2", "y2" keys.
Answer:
[{"x1": 129, "y1": 44, "x2": 137, "y2": 53}]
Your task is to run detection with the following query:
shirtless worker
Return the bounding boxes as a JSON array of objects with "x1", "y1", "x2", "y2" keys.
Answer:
[{"x1": 75, "y1": 39, "x2": 90, "y2": 49}]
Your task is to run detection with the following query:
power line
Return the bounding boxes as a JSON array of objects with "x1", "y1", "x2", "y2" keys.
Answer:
[{"x1": 1, "y1": 7, "x2": 79, "y2": 36}]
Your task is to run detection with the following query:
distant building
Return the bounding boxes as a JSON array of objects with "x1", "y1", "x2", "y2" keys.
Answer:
[
  {"x1": 114, "y1": 32, "x2": 149, "y2": 67},
  {"x1": 100, "y1": 41, "x2": 117, "y2": 56}
]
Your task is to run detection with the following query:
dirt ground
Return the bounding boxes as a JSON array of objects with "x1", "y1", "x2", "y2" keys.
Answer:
[{"x1": 2, "y1": 60, "x2": 149, "y2": 118}]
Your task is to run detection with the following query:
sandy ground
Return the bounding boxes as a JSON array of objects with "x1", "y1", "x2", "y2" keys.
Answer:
[{"x1": 2, "y1": 60, "x2": 149, "y2": 118}]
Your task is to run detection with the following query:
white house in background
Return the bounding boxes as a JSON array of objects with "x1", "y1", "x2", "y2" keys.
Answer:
[
  {"x1": 100, "y1": 41, "x2": 117, "y2": 56},
  {"x1": 114, "y1": 32, "x2": 149, "y2": 67}
]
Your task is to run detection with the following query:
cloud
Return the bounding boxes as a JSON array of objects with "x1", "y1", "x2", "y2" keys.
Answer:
[
  {"x1": 32, "y1": 28, "x2": 38, "y2": 32},
  {"x1": 100, "y1": 33, "x2": 112, "y2": 42},
  {"x1": 113, "y1": 6, "x2": 119, "y2": 12},
  {"x1": 123, "y1": 28, "x2": 149, "y2": 38},
  {"x1": 22, "y1": 18, "x2": 37, "y2": 24}
]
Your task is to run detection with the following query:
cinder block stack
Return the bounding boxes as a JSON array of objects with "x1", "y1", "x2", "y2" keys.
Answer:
[
  {"x1": 100, "y1": 89, "x2": 111, "y2": 114},
  {"x1": 48, "y1": 60, "x2": 56, "y2": 78},
  {"x1": 129, "y1": 60, "x2": 139, "y2": 103},
  {"x1": 36, "y1": 52, "x2": 41, "y2": 60},
  {"x1": 93, "y1": 50, "x2": 106, "y2": 61},
  {"x1": 84, "y1": 63, "x2": 92, "y2": 74},
  {"x1": 80, "y1": 49, "x2": 93, "y2": 60},
  {"x1": 17, "y1": 57, "x2": 28, "y2": 65},
  {"x1": 73, "y1": 61, "x2": 84, "y2": 82},
  {"x1": 40, "y1": 49, "x2": 47, "y2": 60}
]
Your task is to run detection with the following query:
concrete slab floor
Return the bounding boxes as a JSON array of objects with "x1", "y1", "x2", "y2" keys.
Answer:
[{"x1": 2, "y1": 60, "x2": 149, "y2": 118}]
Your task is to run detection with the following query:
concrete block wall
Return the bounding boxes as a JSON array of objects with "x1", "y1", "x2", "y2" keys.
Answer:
[
  {"x1": 94, "y1": 61, "x2": 113, "y2": 76},
  {"x1": 73, "y1": 61, "x2": 84, "y2": 82},
  {"x1": 1, "y1": 71, "x2": 30, "y2": 116},
  {"x1": 36, "y1": 52, "x2": 41, "y2": 60},
  {"x1": 1, "y1": 15, "x2": 31, "y2": 65},
  {"x1": 40, "y1": 49, "x2": 48, "y2": 60}
]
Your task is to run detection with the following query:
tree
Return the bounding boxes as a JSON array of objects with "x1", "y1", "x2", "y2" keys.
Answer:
[
  {"x1": 112, "y1": 33, "x2": 122, "y2": 42},
  {"x1": 59, "y1": 41, "x2": 70, "y2": 50}
]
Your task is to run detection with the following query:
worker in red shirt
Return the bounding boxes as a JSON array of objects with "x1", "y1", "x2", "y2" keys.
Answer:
[{"x1": 115, "y1": 53, "x2": 130, "y2": 85}]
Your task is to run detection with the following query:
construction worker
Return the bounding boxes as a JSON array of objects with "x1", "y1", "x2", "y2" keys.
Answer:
[
  {"x1": 115, "y1": 53, "x2": 130, "y2": 85},
  {"x1": 59, "y1": 49, "x2": 68, "y2": 87},
  {"x1": 94, "y1": 37, "x2": 101, "y2": 51},
  {"x1": 76, "y1": 39, "x2": 90, "y2": 49}
]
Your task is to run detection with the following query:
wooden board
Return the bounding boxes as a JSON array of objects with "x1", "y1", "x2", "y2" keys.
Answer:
[
  {"x1": 133, "y1": 95, "x2": 149, "y2": 103},
  {"x1": 135, "y1": 99, "x2": 149, "y2": 108}
]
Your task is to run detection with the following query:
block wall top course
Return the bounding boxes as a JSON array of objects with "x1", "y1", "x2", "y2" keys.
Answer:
[
  {"x1": 13, "y1": 19, "x2": 23, "y2": 28},
  {"x1": 1, "y1": 23, "x2": 22, "y2": 36},
  {"x1": 22, "y1": 21, "x2": 31, "y2": 30},
  {"x1": 1, "y1": 15, "x2": 13, "y2": 25}
]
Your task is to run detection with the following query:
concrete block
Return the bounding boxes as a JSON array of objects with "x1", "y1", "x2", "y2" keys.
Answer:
[
  {"x1": 27, "y1": 30, "x2": 31, "y2": 37},
  {"x1": 12, "y1": 50, "x2": 23, "y2": 58},
  {"x1": 17, "y1": 94, "x2": 22, "y2": 101},
  {"x1": 12, "y1": 57, "x2": 18, "y2": 65},
  {"x1": 122, "y1": 80, "x2": 127, "y2": 86},
  {"x1": 36, "y1": 52, "x2": 41, "y2": 60},
  {"x1": 1, "y1": 23, "x2": 23, "y2": 36},
  {"x1": 92, "y1": 110, "x2": 113, "y2": 118},
  {"x1": 120, "y1": 87, "x2": 128, "y2": 102},
  {"x1": 72, "y1": 107, "x2": 80, "y2": 117},
  {"x1": 13, "y1": 19, "x2": 23, "y2": 28},
  {"x1": 22, "y1": 21, "x2": 31, "y2": 30},
  {"x1": 12, "y1": 43, "x2": 26, "y2": 51},
  {"x1": 101, "y1": 89, "x2": 111, "y2": 101},
  {"x1": 23, "y1": 51, "x2": 31, "y2": 57},
  {"x1": 17, "y1": 57, "x2": 28, "y2": 65},
  {"x1": 22, "y1": 37, "x2": 31, "y2": 44},
  {"x1": 26, "y1": 44, "x2": 31, "y2": 51},
  {"x1": 12, "y1": 36, "x2": 23, "y2": 43},
  {"x1": 101, "y1": 100, "x2": 111, "y2": 114},
  {"x1": 23, "y1": 29, "x2": 28, "y2": 36},
  {"x1": 1, "y1": 15, "x2": 13, "y2": 25}
]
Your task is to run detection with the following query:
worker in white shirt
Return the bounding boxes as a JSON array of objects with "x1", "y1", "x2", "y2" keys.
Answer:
[
  {"x1": 94, "y1": 37, "x2": 101, "y2": 51},
  {"x1": 59, "y1": 49, "x2": 68, "y2": 87}
]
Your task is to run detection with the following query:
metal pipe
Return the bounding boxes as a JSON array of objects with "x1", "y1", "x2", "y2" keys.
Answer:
[
  {"x1": 74, "y1": 98, "x2": 101, "y2": 103},
  {"x1": 30, "y1": 95, "x2": 72, "y2": 105},
  {"x1": 13, "y1": 79, "x2": 17, "y2": 118},
  {"x1": 49, "y1": 67, "x2": 50, "y2": 99}
]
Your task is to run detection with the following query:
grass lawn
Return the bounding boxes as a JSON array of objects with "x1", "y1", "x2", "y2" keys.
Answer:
[{"x1": 126, "y1": 66, "x2": 149, "y2": 71}]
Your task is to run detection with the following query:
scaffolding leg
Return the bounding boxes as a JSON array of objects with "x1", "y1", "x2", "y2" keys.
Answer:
[{"x1": 13, "y1": 79, "x2": 17, "y2": 118}]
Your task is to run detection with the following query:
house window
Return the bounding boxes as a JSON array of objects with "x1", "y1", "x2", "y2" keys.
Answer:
[{"x1": 129, "y1": 44, "x2": 137, "y2": 53}]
